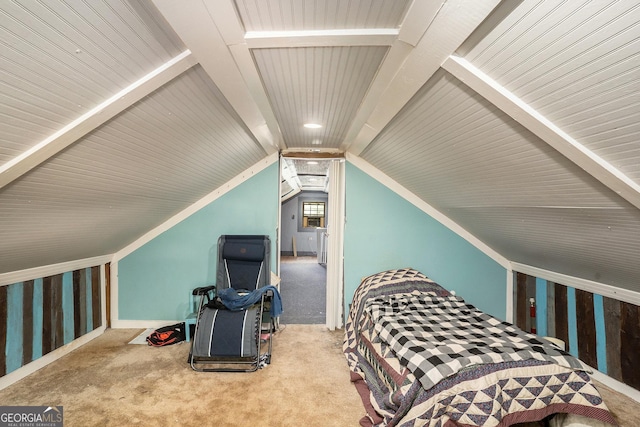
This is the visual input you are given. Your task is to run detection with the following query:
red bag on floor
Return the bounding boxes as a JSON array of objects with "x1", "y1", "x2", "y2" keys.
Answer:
[{"x1": 146, "y1": 323, "x2": 185, "y2": 346}]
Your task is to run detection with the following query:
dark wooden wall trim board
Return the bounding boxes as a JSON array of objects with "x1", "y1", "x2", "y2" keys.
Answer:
[
  {"x1": 0, "y1": 286, "x2": 7, "y2": 377},
  {"x1": 620, "y1": 301, "x2": 640, "y2": 390},
  {"x1": 514, "y1": 272, "x2": 640, "y2": 393},
  {"x1": 575, "y1": 289, "x2": 597, "y2": 369},
  {"x1": 1, "y1": 265, "x2": 102, "y2": 378},
  {"x1": 514, "y1": 273, "x2": 536, "y2": 333},
  {"x1": 22, "y1": 280, "x2": 34, "y2": 366},
  {"x1": 554, "y1": 283, "x2": 569, "y2": 352},
  {"x1": 604, "y1": 297, "x2": 622, "y2": 382},
  {"x1": 515, "y1": 272, "x2": 528, "y2": 330},
  {"x1": 93, "y1": 265, "x2": 102, "y2": 329}
]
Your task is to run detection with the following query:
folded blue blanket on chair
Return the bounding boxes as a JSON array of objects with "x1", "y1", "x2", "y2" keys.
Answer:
[{"x1": 218, "y1": 285, "x2": 283, "y2": 317}]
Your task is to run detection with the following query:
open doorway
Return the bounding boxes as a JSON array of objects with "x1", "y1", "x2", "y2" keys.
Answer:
[
  {"x1": 279, "y1": 255, "x2": 326, "y2": 324},
  {"x1": 278, "y1": 155, "x2": 343, "y2": 326}
]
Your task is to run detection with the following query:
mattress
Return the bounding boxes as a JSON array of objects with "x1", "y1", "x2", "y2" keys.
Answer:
[{"x1": 344, "y1": 268, "x2": 618, "y2": 427}]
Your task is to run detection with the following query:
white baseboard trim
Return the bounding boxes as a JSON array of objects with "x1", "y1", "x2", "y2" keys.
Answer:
[
  {"x1": 0, "y1": 326, "x2": 106, "y2": 391},
  {"x1": 589, "y1": 369, "x2": 640, "y2": 404},
  {"x1": 111, "y1": 320, "x2": 183, "y2": 329}
]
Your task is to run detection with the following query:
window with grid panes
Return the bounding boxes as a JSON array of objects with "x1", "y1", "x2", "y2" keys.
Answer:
[{"x1": 302, "y1": 201, "x2": 325, "y2": 228}]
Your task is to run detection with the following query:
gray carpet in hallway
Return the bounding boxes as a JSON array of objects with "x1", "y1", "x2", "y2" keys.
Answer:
[{"x1": 279, "y1": 261, "x2": 326, "y2": 324}]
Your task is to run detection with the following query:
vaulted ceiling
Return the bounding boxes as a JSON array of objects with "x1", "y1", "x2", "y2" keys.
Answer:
[{"x1": 1, "y1": 0, "x2": 639, "y2": 294}]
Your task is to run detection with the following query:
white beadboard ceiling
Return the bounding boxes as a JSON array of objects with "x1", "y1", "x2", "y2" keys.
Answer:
[
  {"x1": 1, "y1": 0, "x2": 639, "y2": 296},
  {"x1": 235, "y1": 0, "x2": 410, "y2": 31},
  {"x1": 254, "y1": 46, "x2": 389, "y2": 149}
]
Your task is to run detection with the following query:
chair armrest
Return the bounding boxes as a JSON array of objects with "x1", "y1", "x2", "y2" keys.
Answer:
[
  {"x1": 192, "y1": 285, "x2": 216, "y2": 296},
  {"x1": 262, "y1": 288, "x2": 274, "y2": 300}
]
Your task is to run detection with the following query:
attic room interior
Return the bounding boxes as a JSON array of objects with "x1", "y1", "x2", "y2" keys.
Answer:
[{"x1": 1, "y1": 0, "x2": 640, "y2": 425}]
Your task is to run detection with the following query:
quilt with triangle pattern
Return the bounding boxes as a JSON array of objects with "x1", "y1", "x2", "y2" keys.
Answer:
[{"x1": 343, "y1": 268, "x2": 618, "y2": 427}]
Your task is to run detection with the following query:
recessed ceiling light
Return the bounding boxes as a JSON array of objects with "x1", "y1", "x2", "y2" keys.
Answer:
[
  {"x1": 307, "y1": 161, "x2": 319, "y2": 165},
  {"x1": 303, "y1": 123, "x2": 322, "y2": 129}
]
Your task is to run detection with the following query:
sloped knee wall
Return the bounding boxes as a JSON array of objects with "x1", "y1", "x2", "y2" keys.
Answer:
[
  {"x1": 0, "y1": 266, "x2": 101, "y2": 377},
  {"x1": 514, "y1": 272, "x2": 640, "y2": 391}
]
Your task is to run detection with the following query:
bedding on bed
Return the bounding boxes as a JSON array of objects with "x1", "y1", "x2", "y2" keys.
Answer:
[{"x1": 344, "y1": 268, "x2": 618, "y2": 427}]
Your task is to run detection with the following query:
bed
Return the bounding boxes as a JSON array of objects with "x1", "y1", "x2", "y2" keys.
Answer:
[{"x1": 343, "y1": 268, "x2": 618, "y2": 427}]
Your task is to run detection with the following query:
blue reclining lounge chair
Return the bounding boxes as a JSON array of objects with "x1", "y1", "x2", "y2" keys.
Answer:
[{"x1": 189, "y1": 235, "x2": 279, "y2": 372}]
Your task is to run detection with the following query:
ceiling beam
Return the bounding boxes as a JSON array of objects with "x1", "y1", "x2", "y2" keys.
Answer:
[
  {"x1": 244, "y1": 29, "x2": 398, "y2": 48},
  {"x1": 205, "y1": 0, "x2": 285, "y2": 151},
  {"x1": 282, "y1": 152, "x2": 344, "y2": 159},
  {"x1": 0, "y1": 50, "x2": 196, "y2": 190},
  {"x1": 443, "y1": 55, "x2": 640, "y2": 211},
  {"x1": 343, "y1": 0, "x2": 502, "y2": 155},
  {"x1": 152, "y1": 0, "x2": 283, "y2": 153}
]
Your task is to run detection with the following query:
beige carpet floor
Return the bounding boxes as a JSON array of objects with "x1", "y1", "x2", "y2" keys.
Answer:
[
  {"x1": 0, "y1": 325, "x2": 363, "y2": 426},
  {"x1": 1, "y1": 325, "x2": 639, "y2": 426}
]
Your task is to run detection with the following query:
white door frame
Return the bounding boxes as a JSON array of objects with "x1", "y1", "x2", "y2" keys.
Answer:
[
  {"x1": 325, "y1": 159, "x2": 346, "y2": 330},
  {"x1": 277, "y1": 156, "x2": 345, "y2": 330}
]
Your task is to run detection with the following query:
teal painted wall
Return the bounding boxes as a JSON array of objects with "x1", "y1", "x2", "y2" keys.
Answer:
[
  {"x1": 344, "y1": 162, "x2": 507, "y2": 319},
  {"x1": 118, "y1": 163, "x2": 279, "y2": 321},
  {"x1": 118, "y1": 161, "x2": 505, "y2": 322}
]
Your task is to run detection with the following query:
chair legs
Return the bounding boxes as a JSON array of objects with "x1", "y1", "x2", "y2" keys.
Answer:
[{"x1": 188, "y1": 295, "x2": 274, "y2": 372}]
